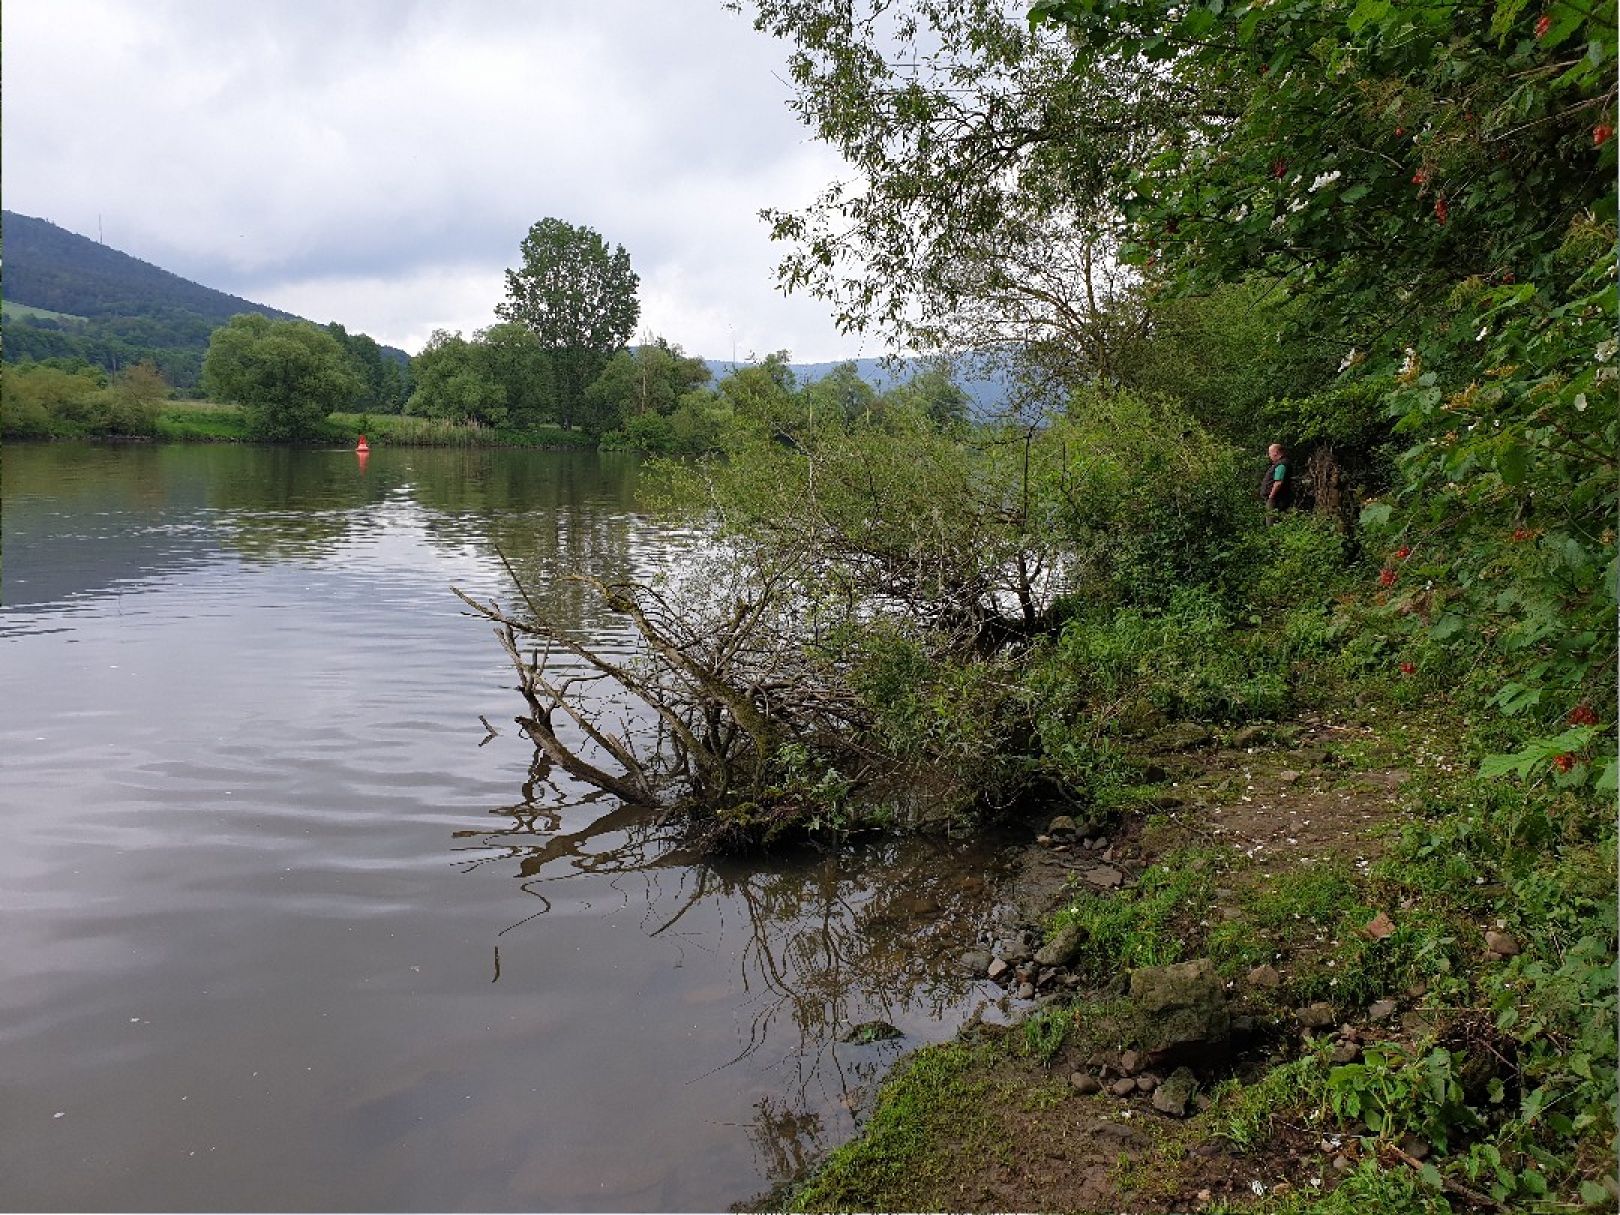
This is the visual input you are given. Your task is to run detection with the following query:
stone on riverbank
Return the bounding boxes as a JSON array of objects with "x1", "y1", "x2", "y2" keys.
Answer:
[
  {"x1": 959, "y1": 949, "x2": 993, "y2": 977},
  {"x1": 1151, "y1": 1067, "x2": 1198, "y2": 1117},
  {"x1": 842, "y1": 1020, "x2": 902, "y2": 1044},
  {"x1": 1033, "y1": 922, "x2": 1088, "y2": 968},
  {"x1": 1127, "y1": 958, "x2": 1230, "y2": 1054}
]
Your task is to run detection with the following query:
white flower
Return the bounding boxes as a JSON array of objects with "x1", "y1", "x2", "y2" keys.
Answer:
[
  {"x1": 1251, "y1": 1180, "x2": 1267, "y2": 1196},
  {"x1": 1476, "y1": 325, "x2": 1489, "y2": 341},
  {"x1": 1310, "y1": 170, "x2": 1342, "y2": 191},
  {"x1": 1575, "y1": 392, "x2": 1588, "y2": 412},
  {"x1": 1596, "y1": 337, "x2": 1618, "y2": 363}
]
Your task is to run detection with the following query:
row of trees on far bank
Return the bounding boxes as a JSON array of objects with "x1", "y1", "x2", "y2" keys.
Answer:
[
  {"x1": 187, "y1": 214, "x2": 976, "y2": 446},
  {"x1": 195, "y1": 217, "x2": 647, "y2": 440}
]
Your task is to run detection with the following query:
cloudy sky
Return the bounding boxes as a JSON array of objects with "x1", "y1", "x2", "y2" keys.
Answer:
[{"x1": 2, "y1": 1, "x2": 865, "y2": 360}]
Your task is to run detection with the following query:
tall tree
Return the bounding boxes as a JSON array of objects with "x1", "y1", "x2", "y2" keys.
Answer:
[
  {"x1": 405, "y1": 330, "x2": 508, "y2": 425},
  {"x1": 743, "y1": 1, "x2": 1192, "y2": 388},
  {"x1": 202, "y1": 314, "x2": 360, "y2": 440},
  {"x1": 495, "y1": 218, "x2": 640, "y2": 429}
]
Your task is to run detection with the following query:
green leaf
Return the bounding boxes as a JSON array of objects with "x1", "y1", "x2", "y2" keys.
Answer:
[
  {"x1": 1430, "y1": 614, "x2": 1465, "y2": 641},
  {"x1": 1497, "y1": 441, "x2": 1528, "y2": 484},
  {"x1": 1360, "y1": 502, "x2": 1393, "y2": 527},
  {"x1": 1580, "y1": 1180, "x2": 1611, "y2": 1205},
  {"x1": 1595, "y1": 758, "x2": 1617, "y2": 795}
]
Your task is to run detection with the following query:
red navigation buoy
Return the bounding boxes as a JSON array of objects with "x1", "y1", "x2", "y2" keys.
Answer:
[{"x1": 355, "y1": 434, "x2": 370, "y2": 453}]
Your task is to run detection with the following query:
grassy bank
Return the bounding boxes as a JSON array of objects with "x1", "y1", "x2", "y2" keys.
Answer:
[
  {"x1": 52, "y1": 399, "x2": 600, "y2": 448},
  {"x1": 779, "y1": 703, "x2": 1616, "y2": 1213}
]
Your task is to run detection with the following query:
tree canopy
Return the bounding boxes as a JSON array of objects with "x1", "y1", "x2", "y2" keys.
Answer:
[
  {"x1": 202, "y1": 314, "x2": 362, "y2": 440},
  {"x1": 495, "y1": 218, "x2": 641, "y2": 429}
]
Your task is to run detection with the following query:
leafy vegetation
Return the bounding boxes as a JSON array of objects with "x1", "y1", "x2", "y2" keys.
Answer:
[
  {"x1": 495, "y1": 217, "x2": 641, "y2": 430},
  {"x1": 201, "y1": 315, "x2": 362, "y2": 440}
]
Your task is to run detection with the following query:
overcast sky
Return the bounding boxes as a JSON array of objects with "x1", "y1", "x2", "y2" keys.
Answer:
[{"x1": 2, "y1": 1, "x2": 867, "y2": 360}]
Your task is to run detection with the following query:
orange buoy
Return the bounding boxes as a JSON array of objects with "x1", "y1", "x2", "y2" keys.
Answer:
[{"x1": 355, "y1": 434, "x2": 370, "y2": 453}]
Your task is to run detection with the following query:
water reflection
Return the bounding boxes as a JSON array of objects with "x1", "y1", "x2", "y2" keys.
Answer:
[
  {"x1": 456, "y1": 758, "x2": 1009, "y2": 1185},
  {"x1": 1, "y1": 443, "x2": 1013, "y2": 1209}
]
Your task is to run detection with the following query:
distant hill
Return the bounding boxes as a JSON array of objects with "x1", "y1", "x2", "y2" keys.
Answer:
[{"x1": 1, "y1": 211, "x2": 407, "y2": 390}]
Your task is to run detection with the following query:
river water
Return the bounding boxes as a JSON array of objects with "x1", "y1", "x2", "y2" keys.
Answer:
[{"x1": 0, "y1": 443, "x2": 1016, "y2": 1212}]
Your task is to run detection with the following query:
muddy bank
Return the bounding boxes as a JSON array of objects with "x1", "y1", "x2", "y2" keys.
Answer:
[{"x1": 769, "y1": 710, "x2": 1497, "y2": 1213}]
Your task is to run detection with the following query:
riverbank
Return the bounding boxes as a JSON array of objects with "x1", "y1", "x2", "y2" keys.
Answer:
[
  {"x1": 773, "y1": 703, "x2": 1616, "y2": 1213},
  {"x1": 9, "y1": 399, "x2": 599, "y2": 449},
  {"x1": 162, "y1": 402, "x2": 597, "y2": 447}
]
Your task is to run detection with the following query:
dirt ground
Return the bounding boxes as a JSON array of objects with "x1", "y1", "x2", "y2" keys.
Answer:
[{"x1": 838, "y1": 714, "x2": 1429, "y2": 1214}]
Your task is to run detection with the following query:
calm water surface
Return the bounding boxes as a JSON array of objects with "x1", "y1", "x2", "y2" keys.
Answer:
[{"x1": 0, "y1": 444, "x2": 1015, "y2": 1212}]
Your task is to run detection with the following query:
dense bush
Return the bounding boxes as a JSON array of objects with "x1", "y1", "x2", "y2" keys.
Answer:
[{"x1": 1, "y1": 359, "x2": 167, "y2": 438}]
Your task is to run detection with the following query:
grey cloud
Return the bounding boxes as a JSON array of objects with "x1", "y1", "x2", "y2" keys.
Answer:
[{"x1": 3, "y1": 1, "x2": 858, "y2": 358}]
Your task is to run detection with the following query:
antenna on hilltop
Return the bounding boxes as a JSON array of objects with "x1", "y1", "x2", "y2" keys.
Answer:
[{"x1": 98, "y1": 214, "x2": 104, "y2": 244}]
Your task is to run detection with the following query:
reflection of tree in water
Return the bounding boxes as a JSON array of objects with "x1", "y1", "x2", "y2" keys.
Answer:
[
  {"x1": 456, "y1": 763, "x2": 1009, "y2": 1184},
  {"x1": 406, "y1": 449, "x2": 683, "y2": 633},
  {"x1": 208, "y1": 448, "x2": 385, "y2": 560},
  {"x1": 748, "y1": 1095, "x2": 828, "y2": 1188}
]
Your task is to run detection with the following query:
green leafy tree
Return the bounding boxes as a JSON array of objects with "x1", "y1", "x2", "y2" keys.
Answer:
[
  {"x1": 475, "y1": 322, "x2": 557, "y2": 428},
  {"x1": 326, "y1": 322, "x2": 411, "y2": 413},
  {"x1": 1027, "y1": 0, "x2": 1617, "y2": 780},
  {"x1": 802, "y1": 361, "x2": 879, "y2": 426},
  {"x1": 585, "y1": 339, "x2": 712, "y2": 436},
  {"x1": 202, "y1": 314, "x2": 362, "y2": 440},
  {"x1": 495, "y1": 218, "x2": 640, "y2": 429},
  {"x1": 744, "y1": 1, "x2": 1198, "y2": 387},
  {"x1": 880, "y1": 366, "x2": 972, "y2": 430},
  {"x1": 405, "y1": 330, "x2": 508, "y2": 425}
]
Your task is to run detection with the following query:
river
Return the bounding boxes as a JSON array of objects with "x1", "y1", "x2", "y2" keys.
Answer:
[{"x1": 0, "y1": 443, "x2": 1017, "y2": 1212}]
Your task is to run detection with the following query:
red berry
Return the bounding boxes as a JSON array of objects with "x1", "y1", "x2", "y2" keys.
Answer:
[
  {"x1": 1553, "y1": 753, "x2": 1574, "y2": 772},
  {"x1": 1435, "y1": 195, "x2": 1449, "y2": 224},
  {"x1": 1399, "y1": 662, "x2": 1416, "y2": 676},
  {"x1": 1534, "y1": 13, "x2": 1551, "y2": 38},
  {"x1": 1512, "y1": 526, "x2": 1533, "y2": 542},
  {"x1": 1271, "y1": 158, "x2": 1288, "y2": 179},
  {"x1": 1379, "y1": 568, "x2": 1397, "y2": 587},
  {"x1": 1595, "y1": 124, "x2": 1613, "y2": 147},
  {"x1": 1395, "y1": 126, "x2": 1405, "y2": 137},
  {"x1": 1412, "y1": 168, "x2": 1429, "y2": 186},
  {"x1": 1569, "y1": 704, "x2": 1599, "y2": 726},
  {"x1": 1394, "y1": 546, "x2": 1412, "y2": 561}
]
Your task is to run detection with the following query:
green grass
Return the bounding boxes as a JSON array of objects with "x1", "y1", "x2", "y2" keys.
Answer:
[
  {"x1": 2, "y1": 299, "x2": 87, "y2": 323},
  {"x1": 1047, "y1": 843, "x2": 1226, "y2": 981},
  {"x1": 156, "y1": 401, "x2": 251, "y2": 440},
  {"x1": 785, "y1": 1041, "x2": 1000, "y2": 1212},
  {"x1": 144, "y1": 402, "x2": 601, "y2": 448},
  {"x1": 326, "y1": 411, "x2": 596, "y2": 449},
  {"x1": 1207, "y1": 1049, "x2": 1333, "y2": 1151}
]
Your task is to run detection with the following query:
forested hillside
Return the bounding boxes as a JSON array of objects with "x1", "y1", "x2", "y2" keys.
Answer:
[{"x1": 1, "y1": 211, "x2": 407, "y2": 389}]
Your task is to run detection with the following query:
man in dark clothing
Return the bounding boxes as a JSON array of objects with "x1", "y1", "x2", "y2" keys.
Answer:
[{"x1": 1262, "y1": 443, "x2": 1293, "y2": 514}]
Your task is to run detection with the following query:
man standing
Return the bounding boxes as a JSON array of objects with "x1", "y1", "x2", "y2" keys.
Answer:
[{"x1": 1262, "y1": 443, "x2": 1293, "y2": 514}]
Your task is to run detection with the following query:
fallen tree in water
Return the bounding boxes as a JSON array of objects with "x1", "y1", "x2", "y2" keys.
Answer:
[
  {"x1": 456, "y1": 406, "x2": 1080, "y2": 846},
  {"x1": 460, "y1": 393, "x2": 1326, "y2": 849}
]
